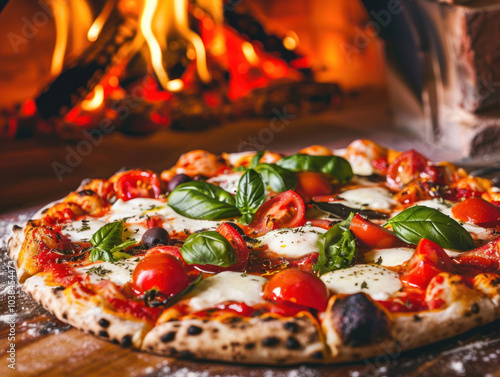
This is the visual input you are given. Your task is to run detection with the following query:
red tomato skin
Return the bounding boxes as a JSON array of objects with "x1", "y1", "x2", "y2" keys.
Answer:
[
  {"x1": 400, "y1": 239, "x2": 454, "y2": 289},
  {"x1": 453, "y1": 236, "x2": 500, "y2": 272},
  {"x1": 295, "y1": 172, "x2": 332, "y2": 202},
  {"x1": 132, "y1": 253, "x2": 189, "y2": 297},
  {"x1": 386, "y1": 150, "x2": 430, "y2": 191},
  {"x1": 452, "y1": 197, "x2": 500, "y2": 228},
  {"x1": 115, "y1": 170, "x2": 162, "y2": 201},
  {"x1": 349, "y1": 214, "x2": 405, "y2": 249},
  {"x1": 249, "y1": 190, "x2": 306, "y2": 236},
  {"x1": 189, "y1": 223, "x2": 250, "y2": 274},
  {"x1": 263, "y1": 269, "x2": 329, "y2": 311}
]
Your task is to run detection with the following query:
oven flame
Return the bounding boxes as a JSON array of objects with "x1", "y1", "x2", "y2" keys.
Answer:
[
  {"x1": 81, "y1": 85, "x2": 105, "y2": 111},
  {"x1": 140, "y1": 0, "x2": 212, "y2": 91},
  {"x1": 50, "y1": 0, "x2": 69, "y2": 76},
  {"x1": 88, "y1": 0, "x2": 117, "y2": 42}
]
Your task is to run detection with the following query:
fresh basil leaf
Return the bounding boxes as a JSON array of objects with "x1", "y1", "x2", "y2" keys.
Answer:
[
  {"x1": 168, "y1": 181, "x2": 240, "y2": 220},
  {"x1": 181, "y1": 231, "x2": 237, "y2": 267},
  {"x1": 277, "y1": 154, "x2": 353, "y2": 183},
  {"x1": 314, "y1": 213, "x2": 357, "y2": 274},
  {"x1": 249, "y1": 150, "x2": 265, "y2": 169},
  {"x1": 387, "y1": 206, "x2": 475, "y2": 251},
  {"x1": 254, "y1": 163, "x2": 297, "y2": 193},
  {"x1": 90, "y1": 221, "x2": 124, "y2": 252},
  {"x1": 88, "y1": 221, "x2": 137, "y2": 262},
  {"x1": 235, "y1": 169, "x2": 266, "y2": 225}
]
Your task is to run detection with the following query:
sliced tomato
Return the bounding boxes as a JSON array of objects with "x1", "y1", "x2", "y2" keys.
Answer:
[
  {"x1": 191, "y1": 223, "x2": 250, "y2": 273},
  {"x1": 400, "y1": 238, "x2": 454, "y2": 289},
  {"x1": 145, "y1": 245, "x2": 198, "y2": 275},
  {"x1": 378, "y1": 287, "x2": 429, "y2": 313},
  {"x1": 349, "y1": 214, "x2": 405, "y2": 249},
  {"x1": 452, "y1": 197, "x2": 500, "y2": 228},
  {"x1": 386, "y1": 150, "x2": 430, "y2": 191},
  {"x1": 295, "y1": 172, "x2": 332, "y2": 202},
  {"x1": 453, "y1": 236, "x2": 500, "y2": 272},
  {"x1": 132, "y1": 253, "x2": 189, "y2": 297},
  {"x1": 304, "y1": 218, "x2": 332, "y2": 230},
  {"x1": 249, "y1": 190, "x2": 305, "y2": 236},
  {"x1": 263, "y1": 269, "x2": 329, "y2": 311},
  {"x1": 115, "y1": 170, "x2": 162, "y2": 201},
  {"x1": 213, "y1": 301, "x2": 255, "y2": 317}
]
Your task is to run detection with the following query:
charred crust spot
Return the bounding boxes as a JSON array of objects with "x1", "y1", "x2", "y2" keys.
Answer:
[
  {"x1": 262, "y1": 337, "x2": 280, "y2": 347},
  {"x1": 41, "y1": 208, "x2": 49, "y2": 215},
  {"x1": 263, "y1": 316, "x2": 277, "y2": 322},
  {"x1": 98, "y1": 318, "x2": 110, "y2": 328},
  {"x1": 212, "y1": 328, "x2": 219, "y2": 333},
  {"x1": 179, "y1": 350, "x2": 193, "y2": 359},
  {"x1": 167, "y1": 318, "x2": 180, "y2": 322},
  {"x1": 172, "y1": 323, "x2": 181, "y2": 328},
  {"x1": 168, "y1": 347, "x2": 178, "y2": 355},
  {"x1": 98, "y1": 330, "x2": 109, "y2": 338},
  {"x1": 230, "y1": 342, "x2": 240, "y2": 347},
  {"x1": 187, "y1": 325, "x2": 203, "y2": 335},
  {"x1": 62, "y1": 312, "x2": 68, "y2": 320},
  {"x1": 89, "y1": 330, "x2": 95, "y2": 336},
  {"x1": 471, "y1": 304, "x2": 480, "y2": 314},
  {"x1": 111, "y1": 339, "x2": 120, "y2": 345},
  {"x1": 285, "y1": 336, "x2": 301, "y2": 350},
  {"x1": 284, "y1": 322, "x2": 299, "y2": 333},
  {"x1": 161, "y1": 331, "x2": 176, "y2": 343},
  {"x1": 222, "y1": 345, "x2": 228, "y2": 350},
  {"x1": 121, "y1": 335, "x2": 132, "y2": 348},
  {"x1": 413, "y1": 315, "x2": 422, "y2": 322},
  {"x1": 13, "y1": 225, "x2": 22, "y2": 231},
  {"x1": 78, "y1": 189, "x2": 96, "y2": 197},
  {"x1": 330, "y1": 293, "x2": 389, "y2": 347},
  {"x1": 244, "y1": 343, "x2": 255, "y2": 350},
  {"x1": 53, "y1": 286, "x2": 65, "y2": 292},
  {"x1": 310, "y1": 351, "x2": 324, "y2": 359}
]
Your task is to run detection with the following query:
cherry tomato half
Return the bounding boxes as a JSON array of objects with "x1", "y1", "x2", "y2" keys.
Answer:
[
  {"x1": 132, "y1": 253, "x2": 189, "y2": 297},
  {"x1": 115, "y1": 170, "x2": 162, "y2": 201},
  {"x1": 452, "y1": 197, "x2": 500, "y2": 228},
  {"x1": 263, "y1": 269, "x2": 329, "y2": 311},
  {"x1": 453, "y1": 236, "x2": 500, "y2": 272},
  {"x1": 192, "y1": 223, "x2": 250, "y2": 273},
  {"x1": 249, "y1": 190, "x2": 306, "y2": 236},
  {"x1": 295, "y1": 172, "x2": 333, "y2": 202},
  {"x1": 386, "y1": 150, "x2": 430, "y2": 191},
  {"x1": 400, "y1": 239, "x2": 454, "y2": 289},
  {"x1": 349, "y1": 214, "x2": 405, "y2": 249}
]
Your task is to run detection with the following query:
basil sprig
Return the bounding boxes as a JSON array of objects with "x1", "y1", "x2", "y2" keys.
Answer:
[
  {"x1": 89, "y1": 221, "x2": 137, "y2": 262},
  {"x1": 277, "y1": 154, "x2": 353, "y2": 183},
  {"x1": 168, "y1": 181, "x2": 241, "y2": 220},
  {"x1": 248, "y1": 150, "x2": 265, "y2": 169},
  {"x1": 387, "y1": 206, "x2": 475, "y2": 251},
  {"x1": 235, "y1": 169, "x2": 266, "y2": 225},
  {"x1": 254, "y1": 163, "x2": 297, "y2": 193},
  {"x1": 181, "y1": 231, "x2": 237, "y2": 267},
  {"x1": 313, "y1": 213, "x2": 357, "y2": 274}
]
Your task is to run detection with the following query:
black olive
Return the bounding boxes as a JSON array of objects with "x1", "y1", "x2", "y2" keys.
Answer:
[
  {"x1": 168, "y1": 174, "x2": 193, "y2": 192},
  {"x1": 142, "y1": 227, "x2": 170, "y2": 249}
]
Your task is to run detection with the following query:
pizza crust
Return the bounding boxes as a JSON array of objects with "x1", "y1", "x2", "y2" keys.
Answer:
[
  {"x1": 23, "y1": 274, "x2": 152, "y2": 349},
  {"x1": 142, "y1": 314, "x2": 326, "y2": 364}
]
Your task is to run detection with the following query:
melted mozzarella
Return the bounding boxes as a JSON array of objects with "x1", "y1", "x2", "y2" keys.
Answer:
[
  {"x1": 338, "y1": 187, "x2": 396, "y2": 211},
  {"x1": 348, "y1": 156, "x2": 374, "y2": 176},
  {"x1": 185, "y1": 271, "x2": 267, "y2": 312},
  {"x1": 226, "y1": 151, "x2": 254, "y2": 166},
  {"x1": 207, "y1": 172, "x2": 243, "y2": 194},
  {"x1": 61, "y1": 219, "x2": 108, "y2": 242},
  {"x1": 320, "y1": 264, "x2": 402, "y2": 300},
  {"x1": 257, "y1": 226, "x2": 326, "y2": 258},
  {"x1": 364, "y1": 247, "x2": 415, "y2": 267},
  {"x1": 75, "y1": 257, "x2": 141, "y2": 286}
]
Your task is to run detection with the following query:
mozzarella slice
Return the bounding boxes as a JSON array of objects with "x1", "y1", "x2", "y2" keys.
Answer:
[
  {"x1": 364, "y1": 247, "x2": 415, "y2": 267},
  {"x1": 185, "y1": 271, "x2": 267, "y2": 312},
  {"x1": 75, "y1": 257, "x2": 142, "y2": 286},
  {"x1": 320, "y1": 264, "x2": 402, "y2": 300},
  {"x1": 256, "y1": 226, "x2": 326, "y2": 258},
  {"x1": 338, "y1": 187, "x2": 396, "y2": 211},
  {"x1": 61, "y1": 219, "x2": 108, "y2": 242},
  {"x1": 207, "y1": 172, "x2": 243, "y2": 195}
]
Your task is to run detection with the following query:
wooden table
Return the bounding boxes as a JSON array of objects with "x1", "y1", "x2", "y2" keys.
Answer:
[{"x1": 1, "y1": 94, "x2": 499, "y2": 376}]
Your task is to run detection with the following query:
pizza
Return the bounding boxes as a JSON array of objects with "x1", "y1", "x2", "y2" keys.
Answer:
[{"x1": 8, "y1": 139, "x2": 500, "y2": 365}]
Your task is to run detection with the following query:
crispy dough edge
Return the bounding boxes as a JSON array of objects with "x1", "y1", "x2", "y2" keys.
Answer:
[
  {"x1": 141, "y1": 314, "x2": 326, "y2": 365},
  {"x1": 22, "y1": 274, "x2": 152, "y2": 349},
  {"x1": 322, "y1": 291, "x2": 500, "y2": 363}
]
